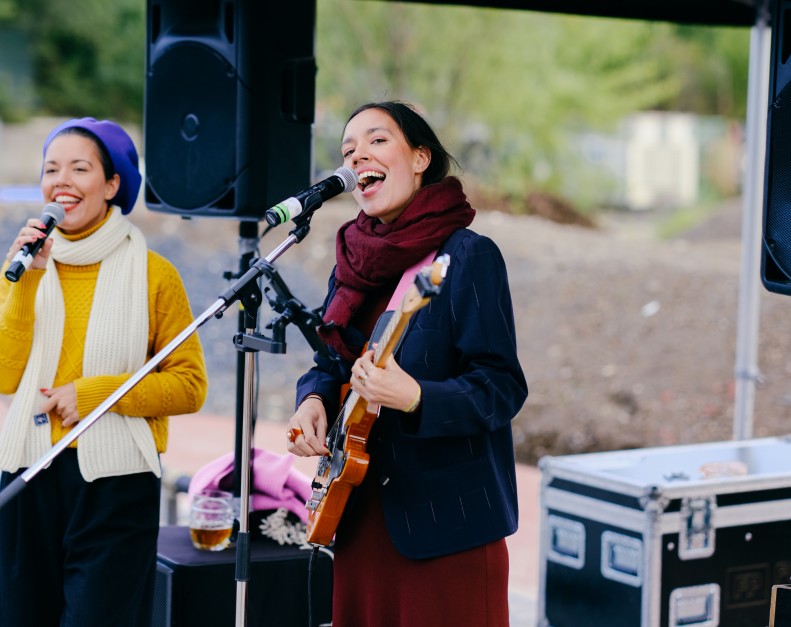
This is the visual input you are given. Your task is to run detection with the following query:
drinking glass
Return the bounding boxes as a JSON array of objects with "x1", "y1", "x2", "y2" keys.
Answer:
[{"x1": 189, "y1": 489, "x2": 234, "y2": 551}]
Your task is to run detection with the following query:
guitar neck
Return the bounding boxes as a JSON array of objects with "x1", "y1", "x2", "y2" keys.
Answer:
[
  {"x1": 339, "y1": 290, "x2": 427, "y2": 428},
  {"x1": 372, "y1": 299, "x2": 415, "y2": 366}
]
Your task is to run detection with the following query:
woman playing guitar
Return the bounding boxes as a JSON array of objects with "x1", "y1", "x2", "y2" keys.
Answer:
[{"x1": 286, "y1": 101, "x2": 527, "y2": 627}]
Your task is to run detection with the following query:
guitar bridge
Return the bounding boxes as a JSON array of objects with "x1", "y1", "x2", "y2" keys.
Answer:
[{"x1": 306, "y1": 487, "x2": 326, "y2": 512}]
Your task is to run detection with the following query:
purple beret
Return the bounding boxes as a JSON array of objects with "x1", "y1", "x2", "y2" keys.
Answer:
[{"x1": 42, "y1": 118, "x2": 142, "y2": 215}]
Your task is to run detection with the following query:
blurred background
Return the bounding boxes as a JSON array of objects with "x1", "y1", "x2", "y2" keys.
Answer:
[
  {"x1": 2, "y1": 1, "x2": 789, "y2": 467},
  {"x1": 0, "y1": 0, "x2": 750, "y2": 213}
]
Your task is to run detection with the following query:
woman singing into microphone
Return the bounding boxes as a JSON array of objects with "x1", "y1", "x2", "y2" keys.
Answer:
[
  {"x1": 285, "y1": 101, "x2": 527, "y2": 626},
  {"x1": 0, "y1": 118, "x2": 208, "y2": 627}
]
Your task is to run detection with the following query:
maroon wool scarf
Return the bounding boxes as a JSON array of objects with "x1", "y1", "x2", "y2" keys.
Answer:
[{"x1": 319, "y1": 176, "x2": 476, "y2": 361}]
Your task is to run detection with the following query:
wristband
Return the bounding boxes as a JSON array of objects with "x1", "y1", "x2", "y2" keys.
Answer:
[
  {"x1": 301, "y1": 393, "x2": 323, "y2": 406},
  {"x1": 403, "y1": 387, "x2": 422, "y2": 413}
]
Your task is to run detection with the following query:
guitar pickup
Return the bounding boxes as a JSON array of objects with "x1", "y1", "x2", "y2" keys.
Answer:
[{"x1": 306, "y1": 484, "x2": 328, "y2": 511}]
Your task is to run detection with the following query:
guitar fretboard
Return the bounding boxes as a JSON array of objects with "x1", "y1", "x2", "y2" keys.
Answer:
[{"x1": 339, "y1": 291, "x2": 410, "y2": 428}]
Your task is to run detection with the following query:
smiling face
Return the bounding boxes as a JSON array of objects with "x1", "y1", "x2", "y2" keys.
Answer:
[
  {"x1": 341, "y1": 108, "x2": 430, "y2": 224},
  {"x1": 41, "y1": 133, "x2": 120, "y2": 235}
]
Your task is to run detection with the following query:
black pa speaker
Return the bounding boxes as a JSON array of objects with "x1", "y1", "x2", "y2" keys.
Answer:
[
  {"x1": 144, "y1": 0, "x2": 316, "y2": 220},
  {"x1": 152, "y1": 526, "x2": 333, "y2": 627},
  {"x1": 764, "y1": 0, "x2": 791, "y2": 294}
]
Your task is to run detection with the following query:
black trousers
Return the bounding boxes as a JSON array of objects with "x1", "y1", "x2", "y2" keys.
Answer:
[{"x1": 0, "y1": 449, "x2": 160, "y2": 627}]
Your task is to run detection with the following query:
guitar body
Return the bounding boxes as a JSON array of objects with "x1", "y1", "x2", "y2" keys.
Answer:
[
  {"x1": 304, "y1": 255, "x2": 449, "y2": 547},
  {"x1": 305, "y1": 405, "x2": 378, "y2": 546}
]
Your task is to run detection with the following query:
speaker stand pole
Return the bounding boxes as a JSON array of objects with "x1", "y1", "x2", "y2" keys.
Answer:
[{"x1": 233, "y1": 279, "x2": 260, "y2": 627}]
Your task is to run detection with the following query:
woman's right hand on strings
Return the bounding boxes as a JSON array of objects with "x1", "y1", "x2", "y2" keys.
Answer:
[
  {"x1": 5, "y1": 219, "x2": 54, "y2": 270},
  {"x1": 286, "y1": 396, "x2": 330, "y2": 457}
]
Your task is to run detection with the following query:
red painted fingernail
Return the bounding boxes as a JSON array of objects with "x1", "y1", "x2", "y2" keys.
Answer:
[{"x1": 40, "y1": 388, "x2": 48, "y2": 393}]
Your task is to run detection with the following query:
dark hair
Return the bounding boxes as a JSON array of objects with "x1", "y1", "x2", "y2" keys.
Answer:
[
  {"x1": 55, "y1": 126, "x2": 116, "y2": 181},
  {"x1": 345, "y1": 101, "x2": 458, "y2": 187}
]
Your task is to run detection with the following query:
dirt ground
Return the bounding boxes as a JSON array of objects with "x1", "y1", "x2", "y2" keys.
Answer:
[
  {"x1": 492, "y1": 197, "x2": 791, "y2": 465},
  {"x1": 2, "y1": 192, "x2": 790, "y2": 467}
]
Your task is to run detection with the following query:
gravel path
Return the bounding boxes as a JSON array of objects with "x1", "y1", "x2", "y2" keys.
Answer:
[{"x1": 2, "y1": 195, "x2": 789, "y2": 466}]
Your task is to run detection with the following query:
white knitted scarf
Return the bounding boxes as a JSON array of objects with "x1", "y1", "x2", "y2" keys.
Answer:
[{"x1": 0, "y1": 208, "x2": 160, "y2": 481}]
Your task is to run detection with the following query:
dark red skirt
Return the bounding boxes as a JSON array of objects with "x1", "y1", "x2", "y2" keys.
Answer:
[{"x1": 331, "y1": 478, "x2": 510, "y2": 627}]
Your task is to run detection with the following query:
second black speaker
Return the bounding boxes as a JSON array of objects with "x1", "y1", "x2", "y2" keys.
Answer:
[
  {"x1": 764, "y1": 0, "x2": 791, "y2": 294},
  {"x1": 144, "y1": 0, "x2": 316, "y2": 220}
]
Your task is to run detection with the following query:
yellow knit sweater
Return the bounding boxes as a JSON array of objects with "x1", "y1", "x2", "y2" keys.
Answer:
[{"x1": 0, "y1": 219, "x2": 208, "y2": 453}]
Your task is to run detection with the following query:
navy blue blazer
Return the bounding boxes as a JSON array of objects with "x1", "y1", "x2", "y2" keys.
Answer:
[{"x1": 296, "y1": 228, "x2": 528, "y2": 559}]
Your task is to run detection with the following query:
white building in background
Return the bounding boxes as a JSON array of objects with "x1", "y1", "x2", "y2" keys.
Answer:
[
  {"x1": 578, "y1": 111, "x2": 741, "y2": 211},
  {"x1": 623, "y1": 112, "x2": 699, "y2": 211}
]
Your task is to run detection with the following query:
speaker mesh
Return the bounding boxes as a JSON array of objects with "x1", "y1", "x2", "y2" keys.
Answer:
[
  {"x1": 766, "y1": 87, "x2": 791, "y2": 282},
  {"x1": 145, "y1": 42, "x2": 237, "y2": 211},
  {"x1": 151, "y1": 561, "x2": 173, "y2": 627}
]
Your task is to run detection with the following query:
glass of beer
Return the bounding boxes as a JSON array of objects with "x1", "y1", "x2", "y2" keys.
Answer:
[{"x1": 189, "y1": 489, "x2": 234, "y2": 551}]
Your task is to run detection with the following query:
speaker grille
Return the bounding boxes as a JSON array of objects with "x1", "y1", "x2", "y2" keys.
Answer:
[
  {"x1": 151, "y1": 561, "x2": 173, "y2": 627},
  {"x1": 145, "y1": 43, "x2": 237, "y2": 211},
  {"x1": 144, "y1": 0, "x2": 315, "y2": 219},
  {"x1": 767, "y1": 88, "x2": 791, "y2": 278}
]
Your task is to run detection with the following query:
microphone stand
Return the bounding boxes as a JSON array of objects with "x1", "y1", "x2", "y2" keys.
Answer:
[
  {"x1": 230, "y1": 221, "x2": 334, "y2": 627},
  {"x1": 0, "y1": 202, "x2": 335, "y2": 627},
  {"x1": 224, "y1": 221, "x2": 262, "y2": 527}
]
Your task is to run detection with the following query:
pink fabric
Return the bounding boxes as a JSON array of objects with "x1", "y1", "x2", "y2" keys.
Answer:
[{"x1": 188, "y1": 448, "x2": 312, "y2": 523}]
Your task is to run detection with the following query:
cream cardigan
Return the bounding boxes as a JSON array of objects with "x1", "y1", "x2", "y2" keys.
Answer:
[{"x1": 0, "y1": 208, "x2": 160, "y2": 480}]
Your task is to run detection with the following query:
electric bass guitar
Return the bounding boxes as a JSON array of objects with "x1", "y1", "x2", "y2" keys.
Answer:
[{"x1": 305, "y1": 254, "x2": 450, "y2": 546}]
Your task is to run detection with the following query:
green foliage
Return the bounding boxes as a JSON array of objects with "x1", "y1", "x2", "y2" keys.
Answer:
[
  {"x1": 0, "y1": 0, "x2": 751, "y2": 210},
  {"x1": 316, "y1": 1, "x2": 750, "y2": 210},
  {"x1": 0, "y1": 0, "x2": 18, "y2": 21},
  {"x1": 7, "y1": 0, "x2": 145, "y2": 122},
  {"x1": 649, "y1": 24, "x2": 750, "y2": 119}
]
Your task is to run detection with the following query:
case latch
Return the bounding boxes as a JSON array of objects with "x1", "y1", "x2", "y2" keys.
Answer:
[{"x1": 679, "y1": 495, "x2": 716, "y2": 560}]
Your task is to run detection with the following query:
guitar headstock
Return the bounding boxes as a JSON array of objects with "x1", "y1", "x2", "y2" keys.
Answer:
[
  {"x1": 401, "y1": 254, "x2": 450, "y2": 314},
  {"x1": 426, "y1": 254, "x2": 450, "y2": 287}
]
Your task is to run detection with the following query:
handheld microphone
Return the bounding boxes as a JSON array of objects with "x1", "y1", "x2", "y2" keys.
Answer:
[
  {"x1": 5, "y1": 202, "x2": 65, "y2": 283},
  {"x1": 264, "y1": 167, "x2": 359, "y2": 227}
]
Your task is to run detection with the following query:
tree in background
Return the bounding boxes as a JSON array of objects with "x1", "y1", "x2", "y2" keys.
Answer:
[
  {"x1": 0, "y1": 0, "x2": 144, "y2": 122},
  {"x1": 315, "y1": 1, "x2": 750, "y2": 212},
  {"x1": 0, "y1": 0, "x2": 15, "y2": 20},
  {"x1": 0, "y1": 0, "x2": 751, "y2": 210}
]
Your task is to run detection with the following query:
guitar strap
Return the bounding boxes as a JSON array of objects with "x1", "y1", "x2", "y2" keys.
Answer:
[
  {"x1": 386, "y1": 249, "x2": 438, "y2": 311},
  {"x1": 339, "y1": 251, "x2": 438, "y2": 402},
  {"x1": 368, "y1": 249, "x2": 438, "y2": 351}
]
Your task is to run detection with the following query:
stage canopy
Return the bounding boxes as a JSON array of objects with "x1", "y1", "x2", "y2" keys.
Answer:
[{"x1": 391, "y1": 0, "x2": 763, "y2": 27}]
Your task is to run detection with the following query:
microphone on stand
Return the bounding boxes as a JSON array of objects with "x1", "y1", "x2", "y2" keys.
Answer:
[
  {"x1": 5, "y1": 202, "x2": 65, "y2": 283},
  {"x1": 264, "y1": 167, "x2": 359, "y2": 227}
]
